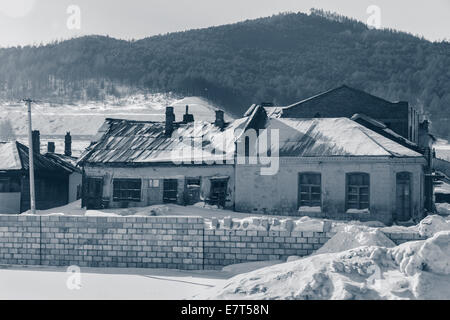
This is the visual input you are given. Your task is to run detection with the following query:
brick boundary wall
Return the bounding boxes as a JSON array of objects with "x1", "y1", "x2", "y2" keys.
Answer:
[
  {"x1": 203, "y1": 229, "x2": 333, "y2": 270},
  {"x1": 381, "y1": 231, "x2": 427, "y2": 245},
  {"x1": 0, "y1": 215, "x2": 426, "y2": 270},
  {"x1": 0, "y1": 215, "x2": 204, "y2": 270}
]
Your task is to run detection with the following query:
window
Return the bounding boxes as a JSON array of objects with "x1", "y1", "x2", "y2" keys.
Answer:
[
  {"x1": 209, "y1": 179, "x2": 228, "y2": 207},
  {"x1": 163, "y1": 179, "x2": 178, "y2": 203},
  {"x1": 298, "y1": 173, "x2": 321, "y2": 207},
  {"x1": 346, "y1": 173, "x2": 370, "y2": 210},
  {"x1": 113, "y1": 179, "x2": 141, "y2": 202},
  {"x1": 0, "y1": 178, "x2": 10, "y2": 192},
  {"x1": 149, "y1": 179, "x2": 160, "y2": 188},
  {"x1": 0, "y1": 177, "x2": 20, "y2": 193}
]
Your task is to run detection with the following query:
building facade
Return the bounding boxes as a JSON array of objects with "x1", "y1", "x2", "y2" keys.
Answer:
[{"x1": 0, "y1": 140, "x2": 81, "y2": 214}]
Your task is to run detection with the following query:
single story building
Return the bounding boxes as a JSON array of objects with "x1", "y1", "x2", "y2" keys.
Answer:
[
  {"x1": 235, "y1": 107, "x2": 427, "y2": 224},
  {"x1": 78, "y1": 103, "x2": 427, "y2": 224},
  {"x1": 78, "y1": 107, "x2": 249, "y2": 210},
  {"x1": 0, "y1": 139, "x2": 81, "y2": 213}
]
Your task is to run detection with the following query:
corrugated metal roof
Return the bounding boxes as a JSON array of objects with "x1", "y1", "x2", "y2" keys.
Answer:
[
  {"x1": 260, "y1": 118, "x2": 423, "y2": 158},
  {"x1": 79, "y1": 118, "x2": 249, "y2": 164},
  {"x1": 81, "y1": 115, "x2": 423, "y2": 165}
]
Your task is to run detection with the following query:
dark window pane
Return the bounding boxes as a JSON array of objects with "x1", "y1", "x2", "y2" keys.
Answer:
[{"x1": 299, "y1": 173, "x2": 321, "y2": 207}]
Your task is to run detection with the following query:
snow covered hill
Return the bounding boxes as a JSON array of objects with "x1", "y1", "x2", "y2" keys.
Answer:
[{"x1": 0, "y1": 94, "x2": 232, "y2": 156}]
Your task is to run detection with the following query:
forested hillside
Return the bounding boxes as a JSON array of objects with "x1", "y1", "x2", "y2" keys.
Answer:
[{"x1": 1, "y1": 10, "x2": 449, "y2": 137}]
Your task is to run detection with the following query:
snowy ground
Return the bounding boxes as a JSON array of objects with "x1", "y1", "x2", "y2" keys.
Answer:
[
  {"x1": 0, "y1": 265, "x2": 227, "y2": 300},
  {"x1": 0, "y1": 261, "x2": 283, "y2": 300}
]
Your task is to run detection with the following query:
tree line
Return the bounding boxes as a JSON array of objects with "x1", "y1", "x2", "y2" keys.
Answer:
[{"x1": 0, "y1": 10, "x2": 449, "y2": 138}]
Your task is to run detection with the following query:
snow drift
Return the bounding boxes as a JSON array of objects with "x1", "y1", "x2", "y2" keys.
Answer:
[{"x1": 196, "y1": 231, "x2": 450, "y2": 300}]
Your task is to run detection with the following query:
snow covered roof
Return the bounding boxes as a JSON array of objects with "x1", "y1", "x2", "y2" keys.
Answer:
[
  {"x1": 0, "y1": 141, "x2": 76, "y2": 173},
  {"x1": 79, "y1": 118, "x2": 249, "y2": 164},
  {"x1": 0, "y1": 142, "x2": 22, "y2": 170},
  {"x1": 260, "y1": 118, "x2": 424, "y2": 158}
]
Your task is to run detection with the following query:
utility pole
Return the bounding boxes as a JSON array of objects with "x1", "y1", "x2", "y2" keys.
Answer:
[{"x1": 23, "y1": 98, "x2": 36, "y2": 215}]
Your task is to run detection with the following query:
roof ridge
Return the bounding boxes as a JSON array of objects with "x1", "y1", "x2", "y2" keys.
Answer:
[
  {"x1": 356, "y1": 126, "x2": 396, "y2": 157},
  {"x1": 283, "y1": 85, "x2": 403, "y2": 110}
]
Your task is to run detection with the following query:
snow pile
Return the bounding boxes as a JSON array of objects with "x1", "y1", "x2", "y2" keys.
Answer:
[
  {"x1": 436, "y1": 203, "x2": 450, "y2": 216},
  {"x1": 417, "y1": 215, "x2": 450, "y2": 237},
  {"x1": 222, "y1": 261, "x2": 283, "y2": 276},
  {"x1": 197, "y1": 231, "x2": 450, "y2": 300},
  {"x1": 315, "y1": 225, "x2": 395, "y2": 255},
  {"x1": 389, "y1": 231, "x2": 450, "y2": 276}
]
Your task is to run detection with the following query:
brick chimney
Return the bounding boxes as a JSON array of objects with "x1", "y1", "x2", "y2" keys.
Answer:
[
  {"x1": 64, "y1": 132, "x2": 72, "y2": 156},
  {"x1": 32, "y1": 130, "x2": 40, "y2": 154},
  {"x1": 165, "y1": 107, "x2": 175, "y2": 136},
  {"x1": 183, "y1": 105, "x2": 194, "y2": 123},
  {"x1": 214, "y1": 110, "x2": 225, "y2": 130},
  {"x1": 47, "y1": 141, "x2": 55, "y2": 153}
]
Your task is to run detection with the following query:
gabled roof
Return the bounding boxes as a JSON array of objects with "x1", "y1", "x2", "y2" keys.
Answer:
[
  {"x1": 284, "y1": 85, "x2": 401, "y2": 110},
  {"x1": 255, "y1": 85, "x2": 408, "y2": 119},
  {"x1": 78, "y1": 118, "x2": 250, "y2": 165},
  {"x1": 0, "y1": 141, "x2": 75, "y2": 173},
  {"x1": 351, "y1": 113, "x2": 421, "y2": 153},
  {"x1": 44, "y1": 153, "x2": 81, "y2": 173},
  {"x1": 259, "y1": 118, "x2": 424, "y2": 158}
]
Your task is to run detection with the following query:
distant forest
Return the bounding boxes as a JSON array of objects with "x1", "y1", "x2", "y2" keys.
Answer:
[{"x1": 0, "y1": 10, "x2": 449, "y2": 138}]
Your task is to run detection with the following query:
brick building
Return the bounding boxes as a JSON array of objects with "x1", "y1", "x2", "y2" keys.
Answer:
[{"x1": 260, "y1": 85, "x2": 420, "y2": 143}]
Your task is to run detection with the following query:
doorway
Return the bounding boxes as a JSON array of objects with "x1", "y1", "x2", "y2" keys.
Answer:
[
  {"x1": 396, "y1": 172, "x2": 412, "y2": 221},
  {"x1": 86, "y1": 177, "x2": 103, "y2": 209},
  {"x1": 209, "y1": 179, "x2": 228, "y2": 207},
  {"x1": 163, "y1": 179, "x2": 178, "y2": 203}
]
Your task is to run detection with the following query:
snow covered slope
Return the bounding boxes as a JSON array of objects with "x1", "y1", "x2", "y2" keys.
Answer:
[
  {"x1": 0, "y1": 94, "x2": 232, "y2": 156},
  {"x1": 0, "y1": 94, "x2": 231, "y2": 136}
]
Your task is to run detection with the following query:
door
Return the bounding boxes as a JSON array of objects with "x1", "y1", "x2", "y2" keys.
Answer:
[
  {"x1": 209, "y1": 179, "x2": 228, "y2": 207},
  {"x1": 163, "y1": 179, "x2": 178, "y2": 203},
  {"x1": 185, "y1": 178, "x2": 201, "y2": 205},
  {"x1": 396, "y1": 172, "x2": 412, "y2": 221},
  {"x1": 86, "y1": 177, "x2": 103, "y2": 209}
]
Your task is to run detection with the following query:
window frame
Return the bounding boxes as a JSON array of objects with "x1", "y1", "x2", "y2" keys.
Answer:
[
  {"x1": 149, "y1": 179, "x2": 160, "y2": 188},
  {"x1": 112, "y1": 178, "x2": 142, "y2": 202},
  {"x1": 346, "y1": 172, "x2": 370, "y2": 210},
  {"x1": 298, "y1": 172, "x2": 322, "y2": 208}
]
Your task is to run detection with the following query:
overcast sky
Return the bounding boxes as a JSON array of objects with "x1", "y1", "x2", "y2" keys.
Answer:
[{"x1": 0, "y1": 0, "x2": 449, "y2": 47}]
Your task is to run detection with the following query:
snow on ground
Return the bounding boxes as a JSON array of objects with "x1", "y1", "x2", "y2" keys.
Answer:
[
  {"x1": 436, "y1": 203, "x2": 450, "y2": 216},
  {"x1": 13, "y1": 200, "x2": 450, "y2": 300},
  {"x1": 0, "y1": 265, "x2": 229, "y2": 300},
  {"x1": 196, "y1": 231, "x2": 450, "y2": 300},
  {"x1": 314, "y1": 225, "x2": 395, "y2": 255}
]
